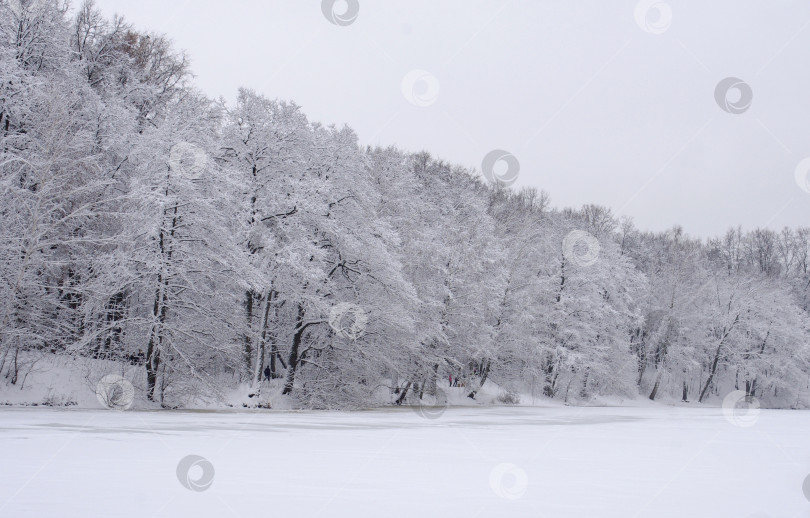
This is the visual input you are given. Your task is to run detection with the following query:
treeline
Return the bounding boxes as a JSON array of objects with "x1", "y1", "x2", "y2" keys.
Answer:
[{"x1": 1, "y1": 1, "x2": 808, "y2": 408}]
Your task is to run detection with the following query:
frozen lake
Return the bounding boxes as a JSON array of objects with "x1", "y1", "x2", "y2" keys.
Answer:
[{"x1": 0, "y1": 405, "x2": 808, "y2": 517}]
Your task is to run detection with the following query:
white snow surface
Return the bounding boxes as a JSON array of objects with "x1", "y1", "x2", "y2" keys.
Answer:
[{"x1": 1, "y1": 406, "x2": 808, "y2": 517}]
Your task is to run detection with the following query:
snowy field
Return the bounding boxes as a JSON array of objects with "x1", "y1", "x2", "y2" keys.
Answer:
[{"x1": 1, "y1": 406, "x2": 809, "y2": 517}]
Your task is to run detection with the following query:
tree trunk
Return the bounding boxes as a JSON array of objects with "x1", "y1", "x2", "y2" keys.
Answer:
[
  {"x1": 425, "y1": 364, "x2": 438, "y2": 396},
  {"x1": 99, "y1": 291, "x2": 125, "y2": 360},
  {"x1": 467, "y1": 358, "x2": 491, "y2": 399},
  {"x1": 745, "y1": 378, "x2": 757, "y2": 398},
  {"x1": 580, "y1": 367, "x2": 590, "y2": 399},
  {"x1": 281, "y1": 320, "x2": 302, "y2": 395},
  {"x1": 145, "y1": 278, "x2": 164, "y2": 401},
  {"x1": 648, "y1": 371, "x2": 661, "y2": 400},
  {"x1": 282, "y1": 304, "x2": 320, "y2": 395},
  {"x1": 145, "y1": 336, "x2": 160, "y2": 401},
  {"x1": 9, "y1": 345, "x2": 19, "y2": 385},
  {"x1": 698, "y1": 344, "x2": 723, "y2": 403},
  {"x1": 632, "y1": 327, "x2": 646, "y2": 387},
  {"x1": 242, "y1": 290, "x2": 254, "y2": 381},
  {"x1": 146, "y1": 279, "x2": 168, "y2": 401},
  {"x1": 253, "y1": 291, "x2": 273, "y2": 383},
  {"x1": 543, "y1": 355, "x2": 558, "y2": 398},
  {"x1": 698, "y1": 316, "x2": 739, "y2": 403},
  {"x1": 146, "y1": 201, "x2": 177, "y2": 402},
  {"x1": 267, "y1": 291, "x2": 285, "y2": 378},
  {"x1": 395, "y1": 382, "x2": 411, "y2": 405}
]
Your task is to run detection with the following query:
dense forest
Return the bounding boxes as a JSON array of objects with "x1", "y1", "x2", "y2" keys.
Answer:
[{"x1": 1, "y1": 0, "x2": 808, "y2": 409}]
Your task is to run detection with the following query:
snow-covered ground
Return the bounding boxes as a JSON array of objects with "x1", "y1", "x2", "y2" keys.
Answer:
[{"x1": 1, "y1": 406, "x2": 808, "y2": 517}]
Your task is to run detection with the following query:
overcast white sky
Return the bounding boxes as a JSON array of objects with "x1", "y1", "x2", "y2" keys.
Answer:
[{"x1": 90, "y1": 0, "x2": 810, "y2": 238}]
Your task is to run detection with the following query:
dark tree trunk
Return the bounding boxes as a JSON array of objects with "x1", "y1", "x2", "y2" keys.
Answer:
[
  {"x1": 97, "y1": 291, "x2": 126, "y2": 360},
  {"x1": 242, "y1": 290, "x2": 254, "y2": 380},
  {"x1": 467, "y1": 358, "x2": 491, "y2": 399},
  {"x1": 281, "y1": 319, "x2": 302, "y2": 395},
  {"x1": 254, "y1": 291, "x2": 273, "y2": 383},
  {"x1": 145, "y1": 341, "x2": 159, "y2": 401},
  {"x1": 270, "y1": 343, "x2": 286, "y2": 377},
  {"x1": 631, "y1": 327, "x2": 646, "y2": 387},
  {"x1": 9, "y1": 345, "x2": 19, "y2": 385},
  {"x1": 146, "y1": 279, "x2": 169, "y2": 402},
  {"x1": 282, "y1": 305, "x2": 321, "y2": 395},
  {"x1": 698, "y1": 344, "x2": 723, "y2": 403},
  {"x1": 543, "y1": 355, "x2": 557, "y2": 398},
  {"x1": 267, "y1": 291, "x2": 286, "y2": 378},
  {"x1": 745, "y1": 378, "x2": 757, "y2": 398},
  {"x1": 648, "y1": 372, "x2": 661, "y2": 400},
  {"x1": 146, "y1": 279, "x2": 164, "y2": 401},
  {"x1": 395, "y1": 382, "x2": 412, "y2": 405},
  {"x1": 146, "y1": 198, "x2": 177, "y2": 402},
  {"x1": 698, "y1": 316, "x2": 739, "y2": 403}
]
